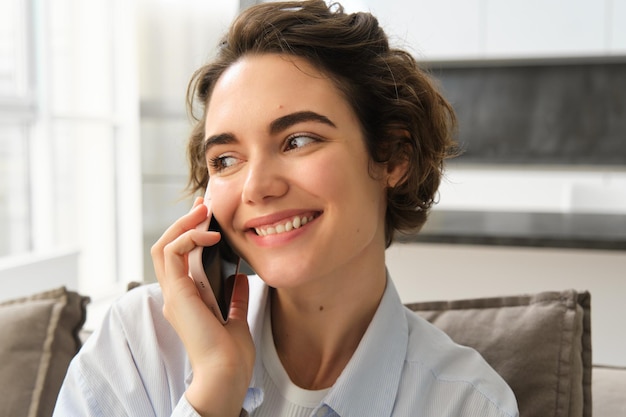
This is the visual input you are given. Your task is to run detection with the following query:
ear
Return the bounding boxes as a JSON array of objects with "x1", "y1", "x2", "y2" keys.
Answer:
[
  {"x1": 386, "y1": 156, "x2": 409, "y2": 188},
  {"x1": 384, "y1": 128, "x2": 411, "y2": 188}
]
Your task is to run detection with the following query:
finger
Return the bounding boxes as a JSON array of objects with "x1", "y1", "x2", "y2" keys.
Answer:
[
  {"x1": 161, "y1": 229, "x2": 221, "y2": 285},
  {"x1": 225, "y1": 274, "x2": 255, "y2": 372},
  {"x1": 162, "y1": 203, "x2": 209, "y2": 248},
  {"x1": 158, "y1": 229, "x2": 222, "y2": 327},
  {"x1": 151, "y1": 203, "x2": 209, "y2": 278},
  {"x1": 227, "y1": 274, "x2": 249, "y2": 323}
]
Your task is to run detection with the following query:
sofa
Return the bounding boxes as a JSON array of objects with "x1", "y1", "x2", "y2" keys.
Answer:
[{"x1": 1, "y1": 286, "x2": 624, "y2": 417}]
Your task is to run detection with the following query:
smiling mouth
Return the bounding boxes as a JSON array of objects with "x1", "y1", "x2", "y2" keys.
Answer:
[{"x1": 253, "y1": 213, "x2": 320, "y2": 236}]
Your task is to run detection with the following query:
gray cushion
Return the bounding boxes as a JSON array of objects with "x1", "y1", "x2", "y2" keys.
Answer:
[
  {"x1": 405, "y1": 290, "x2": 591, "y2": 417},
  {"x1": 0, "y1": 287, "x2": 89, "y2": 417}
]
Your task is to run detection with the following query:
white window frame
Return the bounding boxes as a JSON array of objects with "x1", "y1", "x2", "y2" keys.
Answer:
[{"x1": 0, "y1": 0, "x2": 142, "y2": 310}]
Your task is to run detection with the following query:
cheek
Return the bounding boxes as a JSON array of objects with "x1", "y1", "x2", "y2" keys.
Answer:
[
  {"x1": 294, "y1": 153, "x2": 346, "y2": 199},
  {"x1": 208, "y1": 178, "x2": 241, "y2": 231},
  {"x1": 310, "y1": 149, "x2": 381, "y2": 201}
]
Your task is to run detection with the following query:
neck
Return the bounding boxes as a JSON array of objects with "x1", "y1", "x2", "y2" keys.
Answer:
[{"x1": 269, "y1": 263, "x2": 387, "y2": 390}]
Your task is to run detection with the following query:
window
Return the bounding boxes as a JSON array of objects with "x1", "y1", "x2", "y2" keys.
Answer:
[
  {"x1": 2, "y1": 0, "x2": 239, "y2": 310},
  {"x1": 0, "y1": 0, "x2": 33, "y2": 257},
  {"x1": 0, "y1": 0, "x2": 142, "y2": 301}
]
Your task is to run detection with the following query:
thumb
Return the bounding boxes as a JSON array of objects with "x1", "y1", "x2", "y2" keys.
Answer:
[{"x1": 227, "y1": 273, "x2": 249, "y2": 323}]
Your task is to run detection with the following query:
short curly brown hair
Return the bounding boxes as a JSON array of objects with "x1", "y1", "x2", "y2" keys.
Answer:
[{"x1": 186, "y1": 0, "x2": 457, "y2": 247}]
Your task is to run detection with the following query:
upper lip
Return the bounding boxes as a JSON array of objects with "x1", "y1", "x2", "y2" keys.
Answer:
[{"x1": 243, "y1": 209, "x2": 321, "y2": 230}]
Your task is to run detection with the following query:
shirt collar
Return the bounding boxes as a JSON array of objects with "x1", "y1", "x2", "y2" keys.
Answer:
[
  {"x1": 244, "y1": 273, "x2": 409, "y2": 417},
  {"x1": 322, "y1": 274, "x2": 408, "y2": 417},
  {"x1": 244, "y1": 275, "x2": 268, "y2": 411}
]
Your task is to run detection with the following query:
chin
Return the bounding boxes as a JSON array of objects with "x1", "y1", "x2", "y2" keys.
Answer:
[{"x1": 251, "y1": 262, "x2": 316, "y2": 289}]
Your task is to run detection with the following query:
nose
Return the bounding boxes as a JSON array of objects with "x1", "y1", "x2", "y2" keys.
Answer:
[{"x1": 241, "y1": 157, "x2": 289, "y2": 205}]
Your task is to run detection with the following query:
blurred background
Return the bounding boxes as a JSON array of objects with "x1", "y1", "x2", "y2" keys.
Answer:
[{"x1": 1, "y1": 0, "x2": 625, "y2": 365}]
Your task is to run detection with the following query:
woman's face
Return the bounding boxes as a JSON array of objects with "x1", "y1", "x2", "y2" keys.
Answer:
[{"x1": 203, "y1": 53, "x2": 389, "y2": 289}]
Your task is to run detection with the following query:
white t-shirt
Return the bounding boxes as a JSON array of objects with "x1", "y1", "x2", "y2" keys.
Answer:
[{"x1": 250, "y1": 306, "x2": 330, "y2": 417}]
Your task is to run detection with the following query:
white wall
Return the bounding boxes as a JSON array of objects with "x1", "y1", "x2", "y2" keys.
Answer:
[
  {"x1": 342, "y1": 0, "x2": 626, "y2": 60},
  {"x1": 386, "y1": 242, "x2": 626, "y2": 367}
]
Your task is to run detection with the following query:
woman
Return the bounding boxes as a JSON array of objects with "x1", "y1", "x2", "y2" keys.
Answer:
[{"x1": 54, "y1": 1, "x2": 518, "y2": 416}]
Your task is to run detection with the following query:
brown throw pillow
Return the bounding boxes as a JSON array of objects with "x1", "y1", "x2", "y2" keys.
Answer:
[
  {"x1": 405, "y1": 290, "x2": 591, "y2": 417},
  {"x1": 0, "y1": 287, "x2": 89, "y2": 417}
]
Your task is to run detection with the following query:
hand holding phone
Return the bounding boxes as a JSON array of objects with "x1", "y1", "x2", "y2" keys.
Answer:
[{"x1": 188, "y1": 188, "x2": 240, "y2": 324}]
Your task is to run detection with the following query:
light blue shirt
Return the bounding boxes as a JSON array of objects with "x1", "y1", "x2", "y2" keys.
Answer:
[{"x1": 54, "y1": 275, "x2": 519, "y2": 417}]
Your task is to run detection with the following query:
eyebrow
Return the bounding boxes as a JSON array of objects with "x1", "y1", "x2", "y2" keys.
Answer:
[
  {"x1": 204, "y1": 111, "x2": 336, "y2": 151},
  {"x1": 269, "y1": 111, "x2": 336, "y2": 134},
  {"x1": 204, "y1": 133, "x2": 236, "y2": 153}
]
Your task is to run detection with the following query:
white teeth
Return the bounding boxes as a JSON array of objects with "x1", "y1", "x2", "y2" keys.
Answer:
[{"x1": 255, "y1": 215, "x2": 315, "y2": 236}]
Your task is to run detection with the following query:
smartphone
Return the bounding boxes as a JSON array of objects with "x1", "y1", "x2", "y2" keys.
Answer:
[{"x1": 188, "y1": 188, "x2": 240, "y2": 324}]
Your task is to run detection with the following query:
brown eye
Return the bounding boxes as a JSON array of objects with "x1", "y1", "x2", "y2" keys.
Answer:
[
  {"x1": 208, "y1": 155, "x2": 238, "y2": 171},
  {"x1": 284, "y1": 134, "x2": 318, "y2": 151}
]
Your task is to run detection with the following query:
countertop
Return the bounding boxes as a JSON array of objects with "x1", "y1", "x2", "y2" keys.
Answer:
[{"x1": 397, "y1": 210, "x2": 626, "y2": 251}]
